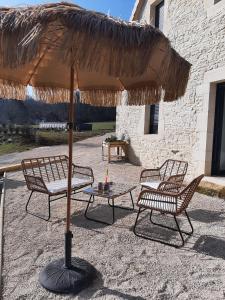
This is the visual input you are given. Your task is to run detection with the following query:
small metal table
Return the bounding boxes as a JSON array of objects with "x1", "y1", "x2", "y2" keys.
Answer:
[{"x1": 83, "y1": 183, "x2": 136, "y2": 225}]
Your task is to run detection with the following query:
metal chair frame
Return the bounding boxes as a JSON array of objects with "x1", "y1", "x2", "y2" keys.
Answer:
[
  {"x1": 140, "y1": 159, "x2": 188, "y2": 189},
  {"x1": 133, "y1": 175, "x2": 204, "y2": 248},
  {"x1": 22, "y1": 155, "x2": 94, "y2": 221}
]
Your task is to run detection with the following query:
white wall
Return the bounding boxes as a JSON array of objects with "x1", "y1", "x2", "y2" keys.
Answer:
[{"x1": 116, "y1": 0, "x2": 225, "y2": 178}]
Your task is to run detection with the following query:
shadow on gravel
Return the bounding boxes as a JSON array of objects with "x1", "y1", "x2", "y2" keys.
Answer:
[
  {"x1": 189, "y1": 209, "x2": 225, "y2": 223},
  {"x1": 98, "y1": 288, "x2": 146, "y2": 299},
  {"x1": 79, "y1": 270, "x2": 145, "y2": 300},
  {"x1": 71, "y1": 203, "x2": 134, "y2": 230},
  {"x1": 133, "y1": 213, "x2": 178, "y2": 242},
  {"x1": 6, "y1": 178, "x2": 26, "y2": 189},
  {"x1": 193, "y1": 235, "x2": 225, "y2": 259},
  {"x1": 76, "y1": 142, "x2": 100, "y2": 148}
]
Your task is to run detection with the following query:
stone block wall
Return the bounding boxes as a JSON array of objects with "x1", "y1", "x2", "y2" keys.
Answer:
[{"x1": 116, "y1": 0, "x2": 225, "y2": 179}]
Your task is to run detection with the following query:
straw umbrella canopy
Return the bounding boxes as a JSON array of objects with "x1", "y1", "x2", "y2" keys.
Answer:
[{"x1": 0, "y1": 2, "x2": 191, "y2": 294}]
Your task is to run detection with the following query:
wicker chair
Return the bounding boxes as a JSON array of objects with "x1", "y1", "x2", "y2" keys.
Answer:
[
  {"x1": 140, "y1": 159, "x2": 188, "y2": 190},
  {"x1": 133, "y1": 174, "x2": 204, "y2": 248},
  {"x1": 21, "y1": 155, "x2": 94, "y2": 221}
]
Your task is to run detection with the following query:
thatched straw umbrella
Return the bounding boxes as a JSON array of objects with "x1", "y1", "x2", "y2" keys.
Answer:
[{"x1": 0, "y1": 2, "x2": 191, "y2": 294}]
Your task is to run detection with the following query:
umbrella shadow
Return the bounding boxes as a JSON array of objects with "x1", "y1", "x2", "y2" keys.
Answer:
[
  {"x1": 193, "y1": 235, "x2": 225, "y2": 259},
  {"x1": 71, "y1": 203, "x2": 134, "y2": 230},
  {"x1": 188, "y1": 209, "x2": 225, "y2": 223},
  {"x1": 78, "y1": 270, "x2": 145, "y2": 300}
]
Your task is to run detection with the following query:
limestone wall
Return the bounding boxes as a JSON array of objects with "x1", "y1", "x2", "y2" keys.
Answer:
[{"x1": 116, "y1": 0, "x2": 225, "y2": 179}]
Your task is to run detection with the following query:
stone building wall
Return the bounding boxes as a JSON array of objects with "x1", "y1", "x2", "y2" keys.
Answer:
[{"x1": 116, "y1": 0, "x2": 225, "y2": 179}]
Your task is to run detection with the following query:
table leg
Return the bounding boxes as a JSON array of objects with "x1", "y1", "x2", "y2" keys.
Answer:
[
  {"x1": 108, "y1": 191, "x2": 135, "y2": 211},
  {"x1": 85, "y1": 195, "x2": 114, "y2": 225},
  {"x1": 84, "y1": 195, "x2": 94, "y2": 218},
  {"x1": 108, "y1": 145, "x2": 111, "y2": 163},
  {"x1": 102, "y1": 144, "x2": 104, "y2": 161},
  {"x1": 112, "y1": 198, "x2": 115, "y2": 223},
  {"x1": 130, "y1": 191, "x2": 134, "y2": 210}
]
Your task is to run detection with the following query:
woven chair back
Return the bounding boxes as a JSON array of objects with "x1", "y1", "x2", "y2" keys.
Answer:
[
  {"x1": 21, "y1": 155, "x2": 69, "y2": 183},
  {"x1": 160, "y1": 159, "x2": 188, "y2": 181},
  {"x1": 178, "y1": 174, "x2": 204, "y2": 213}
]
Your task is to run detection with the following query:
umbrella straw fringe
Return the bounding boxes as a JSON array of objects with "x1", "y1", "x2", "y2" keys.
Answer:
[
  {"x1": 33, "y1": 87, "x2": 70, "y2": 103},
  {"x1": 127, "y1": 87, "x2": 162, "y2": 105},
  {"x1": 0, "y1": 80, "x2": 26, "y2": 100},
  {"x1": 162, "y1": 49, "x2": 191, "y2": 101},
  {"x1": 80, "y1": 90, "x2": 123, "y2": 107}
]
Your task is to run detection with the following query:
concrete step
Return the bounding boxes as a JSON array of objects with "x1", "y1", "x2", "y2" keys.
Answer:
[{"x1": 198, "y1": 176, "x2": 225, "y2": 199}]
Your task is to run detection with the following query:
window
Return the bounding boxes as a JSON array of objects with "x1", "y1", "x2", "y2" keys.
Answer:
[
  {"x1": 149, "y1": 104, "x2": 159, "y2": 134},
  {"x1": 214, "y1": 0, "x2": 222, "y2": 4},
  {"x1": 148, "y1": 1, "x2": 164, "y2": 134},
  {"x1": 155, "y1": 0, "x2": 165, "y2": 32}
]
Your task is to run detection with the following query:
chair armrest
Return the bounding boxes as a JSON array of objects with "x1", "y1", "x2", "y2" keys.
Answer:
[
  {"x1": 73, "y1": 164, "x2": 94, "y2": 182},
  {"x1": 158, "y1": 181, "x2": 184, "y2": 193},
  {"x1": 140, "y1": 168, "x2": 160, "y2": 182},
  {"x1": 24, "y1": 174, "x2": 48, "y2": 193}
]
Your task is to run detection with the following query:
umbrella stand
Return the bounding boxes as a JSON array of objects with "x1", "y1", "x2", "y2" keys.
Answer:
[{"x1": 39, "y1": 65, "x2": 96, "y2": 295}]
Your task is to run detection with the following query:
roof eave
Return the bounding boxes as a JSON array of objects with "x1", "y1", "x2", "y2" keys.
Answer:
[{"x1": 130, "y1": 0, "x2": 146, "y2": 21}]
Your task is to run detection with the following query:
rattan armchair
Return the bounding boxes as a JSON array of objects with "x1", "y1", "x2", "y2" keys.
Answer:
[
  {"x1": 134, "y1": 174, "x2": 204, "y2": 248},
  {"x1": 21, "y1": 155, "x2": 94, "y2": 221},
  {"x1": 140, "y1": 159, "x2": 188, "y2": 190}
]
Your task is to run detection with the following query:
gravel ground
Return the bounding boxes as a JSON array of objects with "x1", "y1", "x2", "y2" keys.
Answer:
[{"x1": 2, "y1": 135, "x2": 225, "y2": 299}]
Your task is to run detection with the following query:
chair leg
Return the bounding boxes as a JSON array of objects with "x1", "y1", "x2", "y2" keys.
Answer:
[
  {"x1": 25, "y1": 191, "x2": 51, "y2": 221},
  {"x1": 184, "y1": 210, "x2": 194, "y2": 235},
  {"x1": 173, "y1": 215, "x2": 184, "y2": 248},
  {"x1": 150, "y1": 210, "x2": 193, "y2": 236},
  {"x1": 134, "y1": 208, "x2": 191, "y2": 248},
  {"x1": 133, "y1": 207, "x2": 142, "y2": 235},
  {"x1": 25, "y1": 191, "x2": 33, "y2": 213}
]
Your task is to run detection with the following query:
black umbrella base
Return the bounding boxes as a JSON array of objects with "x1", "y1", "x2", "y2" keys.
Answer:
[{"x1": 39, "y1": 257, "x2": 96, "y2": 294}]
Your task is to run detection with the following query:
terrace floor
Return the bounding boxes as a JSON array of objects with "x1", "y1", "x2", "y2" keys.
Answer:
[{"x1": 2, "y1": 134, "x2": 225, "y2": 299}]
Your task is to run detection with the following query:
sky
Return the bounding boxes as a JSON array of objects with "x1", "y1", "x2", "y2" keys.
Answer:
[{"x1": 0, "y1": 0, "x2": 136, "y2": 20}]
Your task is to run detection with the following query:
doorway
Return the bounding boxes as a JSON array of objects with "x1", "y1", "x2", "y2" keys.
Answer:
[{"x1": 212, "y1": 83, "x2": 225, "y2": 175}]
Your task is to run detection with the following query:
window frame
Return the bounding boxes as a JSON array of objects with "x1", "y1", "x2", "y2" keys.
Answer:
[
  {"x1": 155, "y1": 0, "x2": 165, "y2": 31},
  {"x1": 206, "y1": 0, "x2": 225, "y2": 18},
  {"x1": 147, "y1": 0, "x2": 164, "y2": 135}
]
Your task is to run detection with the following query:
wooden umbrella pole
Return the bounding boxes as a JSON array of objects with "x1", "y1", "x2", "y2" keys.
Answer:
[{"x1": 65, "y1": 64, "x2": 75, "y2": 268}]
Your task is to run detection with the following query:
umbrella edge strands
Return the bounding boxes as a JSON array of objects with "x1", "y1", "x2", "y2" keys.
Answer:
[
  {"x1": 77, "y1": 90, "x2": 123, "y2": 107},
  {"x1": 0, "y1": 79, "x2": 26, "y2": 100},
  {"x1": 33, "y1": 86, "x2": 70, "y2": 103},
  {"x1": 33, "y1": 87, "x2": 123, "y2": 106},
  {"x1": 127, "y1": 86, "x2": 162, "y2": 105},
  {"x1": 161, "y1": 48, "x2": 191, "y2": 101},
  {"x1": 0, "y1": 79, "x2": 190, "y2": 105},
  {"x1": 33, "y1": 86, "x2": 163, "y2": 107},
  {"x1": 27, "y1": 87, "x2": 163, "y2": 106}
]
